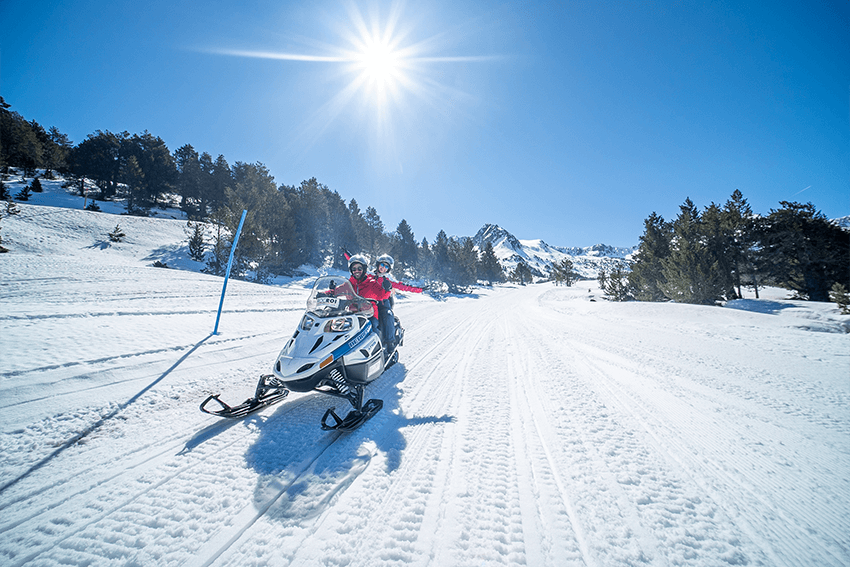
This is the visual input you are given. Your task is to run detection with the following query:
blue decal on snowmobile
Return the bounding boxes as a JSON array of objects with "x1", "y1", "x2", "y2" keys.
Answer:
[{"x1": 329, "y1": 320, "x2": 372, "y2": 362}]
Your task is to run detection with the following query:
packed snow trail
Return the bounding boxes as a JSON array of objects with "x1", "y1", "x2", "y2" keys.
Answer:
[{"x1": 2, "y1": 207, "x2": 849, "y2": 566}]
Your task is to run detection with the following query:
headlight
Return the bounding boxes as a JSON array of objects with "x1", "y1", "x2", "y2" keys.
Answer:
[
  {"x1": 301, "y1": 314, "x2": 315, "y2": 330},
  {"x1": 324, "y1": 318, "x2": 352, "y2": 333}
]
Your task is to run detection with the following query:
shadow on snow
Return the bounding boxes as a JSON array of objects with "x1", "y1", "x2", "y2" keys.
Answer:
[{"x1": 237, "y1": 360, "x2": 454, "y2": 524}]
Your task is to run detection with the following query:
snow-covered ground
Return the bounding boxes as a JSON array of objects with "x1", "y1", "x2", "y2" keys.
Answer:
[{"x1": 1, "y1": 181, "x2": 849, "y2": 566}]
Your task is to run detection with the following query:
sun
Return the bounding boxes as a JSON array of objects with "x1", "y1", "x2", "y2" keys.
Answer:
[
  {"x1": 358, "y1": 42, "x2": 401, "y2": 84},
  {"x1": 205, "y1": 3, "x2": 495, "y2": 160}
]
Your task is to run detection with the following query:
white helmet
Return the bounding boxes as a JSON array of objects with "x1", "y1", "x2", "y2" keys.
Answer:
[
  {"x1": 376, "y1": 254, "x2": 394, "y2": 271},
  {"x1": 348, "y1": 254, "x2": 369, "y2": 272}
]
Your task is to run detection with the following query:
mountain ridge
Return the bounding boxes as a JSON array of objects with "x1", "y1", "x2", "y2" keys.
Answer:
[{"x1": 472, "y1": 223, "x2": 636, "y2": 279}]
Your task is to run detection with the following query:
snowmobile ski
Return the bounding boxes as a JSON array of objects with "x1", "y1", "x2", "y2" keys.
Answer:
[
  {"x1": 320, "y1": 398, "x2": 383, "y2": 431},
  {"x1": 200, "y1": 374, "x2": 289, "y2": 419}
]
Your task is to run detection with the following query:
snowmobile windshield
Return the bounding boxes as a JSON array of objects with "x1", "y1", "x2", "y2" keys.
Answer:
[{"x1": 306, "y1": 276, "x2": 375, "y2": 318}]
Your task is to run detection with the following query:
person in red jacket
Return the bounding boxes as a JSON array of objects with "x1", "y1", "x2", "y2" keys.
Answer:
[
  {"x1": 373, "y1": 254, "x2": 422, "y2": 350},
  {"x1": 347, "y1": 254, "x2": 391, "y2": 323},
  {"x1": 374, "y1": 254, "x2": 423, "y2": 303}
]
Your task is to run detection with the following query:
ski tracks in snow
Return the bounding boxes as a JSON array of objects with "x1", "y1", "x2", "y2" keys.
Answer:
[
  {"x1": 525, "y1": 287, "x2": 848, "y2": 566},
  {"x1": 2, "y1": 279, "x2": 848, "y2": 566}
]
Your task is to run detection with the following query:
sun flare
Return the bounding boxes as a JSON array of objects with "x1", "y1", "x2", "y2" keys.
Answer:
[
  {"x1": 359, "y1": 42, "x2": 401, "y2": 84},
  {"x1": 208, "y1": 3, "x2": 495, "y2": 160}
]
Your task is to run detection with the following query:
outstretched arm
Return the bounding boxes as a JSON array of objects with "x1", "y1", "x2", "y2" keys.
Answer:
[{"x1": 391, "y1": 280, "x2": 423, "y2": 293}]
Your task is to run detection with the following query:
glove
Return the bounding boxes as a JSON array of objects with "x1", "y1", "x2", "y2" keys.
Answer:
[
  {"x1": 329, "y1": 280, "x2": 336, "y2": 290},
  {"x1": 381, "y1": 278, "x2": 392, "y2": 291}
]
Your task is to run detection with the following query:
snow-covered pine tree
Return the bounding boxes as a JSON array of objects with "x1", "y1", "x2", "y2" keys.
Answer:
[
  {"x1": 830, "y1": 283, "x2": 850, "y2": 314},
  {"x1": 598, "y1": 266, "x2": 631, "y2": 300}
]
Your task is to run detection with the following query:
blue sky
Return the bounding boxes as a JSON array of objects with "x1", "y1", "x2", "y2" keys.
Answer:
[{"x1": 2, "y1": 0, "x2": 847, "y2": 247}]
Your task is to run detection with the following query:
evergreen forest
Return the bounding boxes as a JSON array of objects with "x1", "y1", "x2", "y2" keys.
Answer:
[{"x1": 2, "y1": 96, "x2": 847, "y2": 303}]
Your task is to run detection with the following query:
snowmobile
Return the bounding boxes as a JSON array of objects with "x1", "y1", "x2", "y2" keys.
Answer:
[{"x1": 200, "y1": 275, "x2": 403, "y2": 431}]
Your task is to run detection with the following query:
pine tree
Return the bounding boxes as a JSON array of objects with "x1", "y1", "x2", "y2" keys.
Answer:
[
  {"x1": 121, "y1": 155, "x2": 146, "y2": 215},
  {"x1": 204, "y1": 231, "x2": 229, "y2": 276},
  {"x1": 447, "y1": 237, "x2": 478, "y2": 289},
  {"x1": 263, "y1": 189, "x2": 296, "y2": 274},
  {"x1": 46, "y1": 126, "x2": 72, "y2": 177},
  {"x1": 551, "y1": 258, "x2": 579, "y2": 286},
  {"x1": 174, "y1": 144, "x2": 203, "y2": 218},
  {"x1": 348, "y1": 199, "x2": 369, "y2": 255},
  {"x1": 659, "y1": 198, "x2": 725, "y2": 305},
  {"x1": 30, "y1": 177, "x2": 43, "y2": 193},
  {"x1": 511, "y1": 262, "x2": 533, "y2": 285},
  {"x1": 598, "y1": 265, "x2": 631, "y2": 300},
  {"x1": 68, "y1": 130, "x2": 124, "y2": 199},
  {"x1": 756, "y1": 201, "x2": 850, "y2": 302},
  {"x1": 478, "y1": 241, "x2": 504, "y2": 284},
  {"x1": 124, "y1": 131, "x2": 176, "y2": 209},
  {"x1": 203, "y1": 207, "x2": 250, "y2": 278},
  {"x1": 722, "y1": 190, "x2": 757, "y2": 298},
  {"x1": 392, "y1": 219, "x2": 418, "y2": 273},
  {"x1": 0, "y1": 180, "x2": 8, "y2": 200},
  {"x1": 628, "y1": 212, "x2": 671, "y2": 301},
  {"x1": 431, "y1": 230, "x2": 451, "y2": 282},
  {"x1": 364, "y1": 206, "x2": 386, "y2": 257},
  {"x1": 209, "y1": 154, "x2": 231, "y2": 214},
  {"x1": 417, "y1": 237, "x2": 434, "y2": 280},
  {"x1": 108, "y1": 224, "x2": 126, "y2": 242},
  {"x1": 15, "y1": 184, "x2": 31, "y2": 201},
  {"x1": 701, "y1": 202, "x2": 737, "y2": 299},
  {"x1": 186, "y1": 221, "x2": 206, "y2": 262},
  {"x1": 830, "y1": 283, "x2": 850, "y2": 314}
]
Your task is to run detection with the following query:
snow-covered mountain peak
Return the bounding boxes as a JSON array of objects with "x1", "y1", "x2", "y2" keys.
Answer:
[
  {"x1": 472, "y1": 223, "x2": 637, "y2": 279},
  {"x1": 472, "y1": 223, "x2": 523, "y2": 251}
]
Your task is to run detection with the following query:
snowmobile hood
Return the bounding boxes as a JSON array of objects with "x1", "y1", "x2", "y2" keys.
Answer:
[{"x1": 275, "y1": 276, "x2": 379, "y2": 378}]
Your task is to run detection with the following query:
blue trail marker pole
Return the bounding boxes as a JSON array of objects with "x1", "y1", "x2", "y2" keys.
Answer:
[{"x1": 213, "y1": 209, "x2": 248, "y2": 335}]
